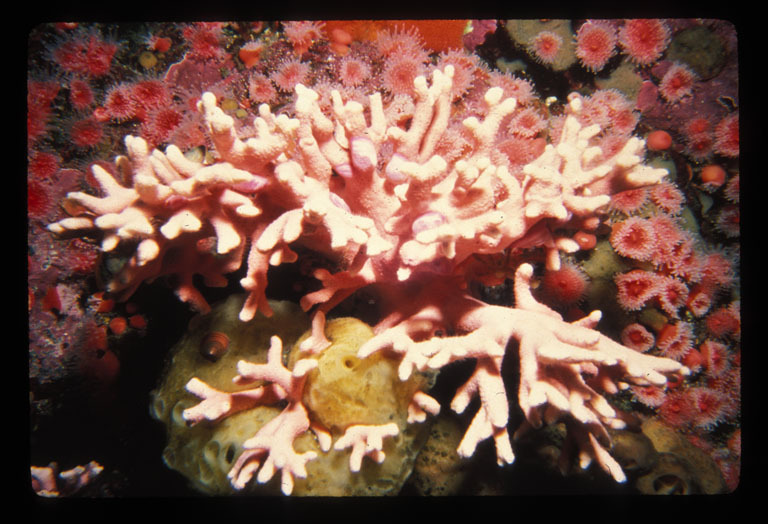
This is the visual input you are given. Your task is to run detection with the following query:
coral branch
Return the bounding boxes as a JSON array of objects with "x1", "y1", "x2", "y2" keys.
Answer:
[
  {"x1": 407, "y1": 390, "x2": 441, "y2": 423},
  {"x1": 182, "y1": 336, "x2": 321, "y2": 494},
  {"x1": 333, "y1": 423, "x2": 400, "y2": 473},
  {"x1": 229, "y1": 402, "x2": 317, "y2": 495},
  {"x1": 359, "y1": 263, "x2": 688, "y2": 473}
]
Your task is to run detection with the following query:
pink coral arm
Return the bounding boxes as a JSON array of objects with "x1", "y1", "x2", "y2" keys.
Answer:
[
  {"x1": 183, "y1": 336, "x2": 323, "y2": 494},
  {"x1": 358, "y1": 263, "x2": 689, "y2": 476},
  {"x1": 333, "y1": 423, "x2": 400, "y2": 473}
]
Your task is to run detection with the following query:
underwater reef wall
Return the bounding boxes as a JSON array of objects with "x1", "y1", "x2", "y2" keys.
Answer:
[{"x1": 29, "y1": 19, "x2": 740, "y2": 496}]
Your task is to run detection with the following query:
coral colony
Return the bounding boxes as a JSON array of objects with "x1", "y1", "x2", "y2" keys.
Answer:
[{"x1": 29, "y1": 20, "x2": 740, "y2": 496}]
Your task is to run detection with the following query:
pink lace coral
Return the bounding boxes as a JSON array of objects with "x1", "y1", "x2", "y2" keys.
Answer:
[{"x1": 49, "y1": 66, "x2": 687, "y2": 492}]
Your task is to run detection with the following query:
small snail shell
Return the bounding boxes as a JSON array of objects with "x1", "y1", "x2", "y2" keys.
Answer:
[{"x1": 200, "y1": 331, "x2": 230, "y2": 362}]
